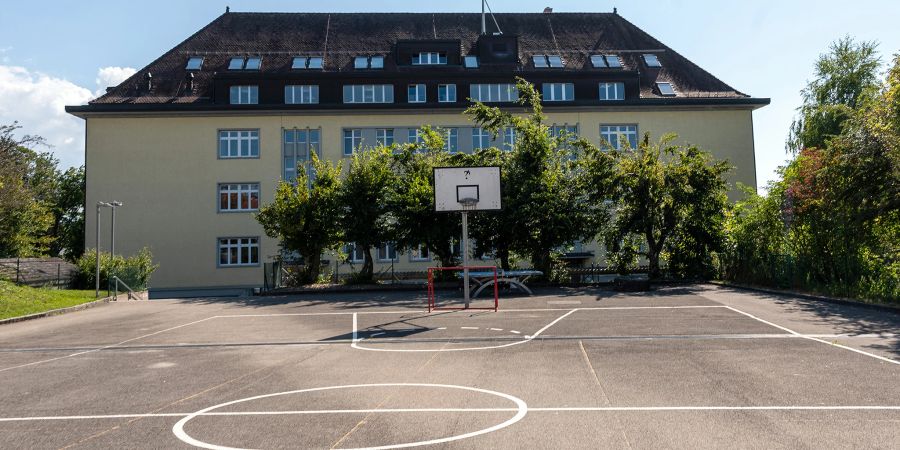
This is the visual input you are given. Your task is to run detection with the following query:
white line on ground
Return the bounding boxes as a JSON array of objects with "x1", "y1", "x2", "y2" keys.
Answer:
[
  {"x1": 213, "y1": 305, "x2": 728, "y2": 319},
  {"x1": 461, "y1": 327, "x2": 479, "y2": 330},
  {"x1": 723, "y1": 306, "x2": 900, "y2": 366},
  {"x1": 489, "y1": 328, "x2": 503, "y2": 331},
  {"x1": 4, "y1": 405, "x2": 900, "y2": 422},
  {"x1": 0, "y1": 316, "x2": 218, "y2": 373},
  {"x1": 510, "y1": 330, "x2": 521, "y2": 334}
]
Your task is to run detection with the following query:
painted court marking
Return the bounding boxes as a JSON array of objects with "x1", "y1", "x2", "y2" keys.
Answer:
[{"x1": 171, "y1": 383, "x2": 528, "y2": 450}]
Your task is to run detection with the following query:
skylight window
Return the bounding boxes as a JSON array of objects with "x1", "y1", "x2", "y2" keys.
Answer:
[
  {"x1": 590, "y1": 55, "x2": 606, "y2": 68},
  {"x1": 354, "y1": 56, "x2": 384, "y2": 70},
  {"x1": 643, "y1": 54, "x2": 662, "y2": 68},
  {"x1": 293, "y1": 56, "x2": 324, "y2": 69},
  {"x1": 604, "y1": 55, "x2": 622, "y2": 68},
  {"x1": 185, "y1": 57, "x2": 204, "y2": 70},
  {"x1": 547, "y1": 55, "x2": 564, "y2": 68},
  {"x1": 532, "y1": 55, "x2": 548, "y2": 68},
  {"x1": 308, "y1": 57, "x2": 323, "y2": 69},
  {"x1": 229, "y1": 57, "x2": 261, "y2": 70},
  {"x1": 463, "y1": 56, "x2": 479, "y2": 69},
  {"x1": 657, "y1": 82, "x2": 676, "y2": 96},
  {"x1": 292, "y1": 57, "x2": 307, "y2": 69},
  {"x1": 533, "y1": 55, "x2": 564, "y2": 68},
  {"x1": 244, "y1": 57, "x2": 261, "y2": 70}
]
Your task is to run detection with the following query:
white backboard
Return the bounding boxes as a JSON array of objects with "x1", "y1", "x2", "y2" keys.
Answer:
[{"x1": 433, "y1": 166, "x2": 502, "y2": 212}]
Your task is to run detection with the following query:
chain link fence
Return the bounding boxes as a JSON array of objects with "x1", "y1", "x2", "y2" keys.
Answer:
[{"x1": 0, "y1": 258, "x2": 78, "y2": 288}]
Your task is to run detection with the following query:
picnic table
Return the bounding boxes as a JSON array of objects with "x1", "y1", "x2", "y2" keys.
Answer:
[{"x1": 461, "y1": 269, "x2": 544, "y2": 297}]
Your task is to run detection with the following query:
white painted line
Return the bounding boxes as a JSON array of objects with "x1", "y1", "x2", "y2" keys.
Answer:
[
  {"x1": 351, "y1": 313, "x2": 358, "y2": 344},
  {"x1": 215, "y1": 310, "x2": 426, "y2": 318},
  {"x1": 510, "y1": 330, "x2": 521, "y2": 334},
  {"x1": 461, "y1": 327, "x2": 479, "y2": 330},
  {"x1": 0, "y1": 316, "x2": 218, "y2": 373},
  {"x1": 215, "y1": 305, "x2": 727, "y2": 319},
  {"x1": 547, "y1": 300, "x2": 582, "y2": 305},
  {"x1": 489, "y1": 328, "x2": 503, "y2": 331},
  {"x1": 5, "y1": 405, "x2": 900, "y2": 423},
  {"x1": 171, "y1": 383, "x2": 529, "y2": 450},
  {"x1": 723, "y1": 306, "x2": 900, "y2": 366},
  {"x1": 437, "y1": 327, "x2": 447, "y2": 330}
]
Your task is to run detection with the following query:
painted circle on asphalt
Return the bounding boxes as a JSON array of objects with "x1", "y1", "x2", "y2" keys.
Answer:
[{"x1": 172, "y1": 383, "x2": 529, "y2": 450}]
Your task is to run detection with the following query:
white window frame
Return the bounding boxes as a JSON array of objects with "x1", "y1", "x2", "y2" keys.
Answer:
[
  {"x1": 407, "y1": 84, "x2": 426, "y2": 103},
  {"x1": 284, "y1": 85, "x2": 319, "y2": 104},
  {"x1": 218, "y1": 237, "x2": 260, "y2": 267},
  {"x1": 503, "y1": 127, "x2": 517, "y2": 151},
  {"x1": 409, "y1": 244, "x2": 431, "y2": 262},
  {"x1": 542, "y1": 83, "x2": 574, "y2": 102},
  {"x1": 218, "y1": 130, "x2": 260, "y2": 159},
  {"x1": 412, "y1": 52, "x2": 447, "y2": 65},
  {"x1": 218, "y1": 183, "x2": 260, "y2": 212},
  {"x1": 443, "y1": 128, "x2": 458, "y2": 153},
  {"x1": 283, "y1": 128, "x2": 320, "y2": 183},
  {"x1": 600, "y1": 125, "x2": 639, "y2": 150},
  {"x1": 438, "y1": 84, "x2": 457, "y2": 103},
  {"x1": 376, "y1": 128, "x2": 394, "y2": 147},
  {"x1": 229, "y1": 85, "x2": 259, "y2": 105},
  {"x1": 408, "y1": 129, "x2": 423, "y2": 145},
  {"x1": 470, "y1": 84, "x2": 519, "y2": 103},
  {"x1": 377, "y1": 242, "x2": 398, "y2": 262},
  {"x1": 643, "y1": 54, "x2": 662, "y2": 68},
  {"x1": 657, "y1": 82, "x2": 676, "y2": 96},
  {"x1": 472, "y1": 127, "x2": 490, "y2": 150},
  {"x1": 186, "y1": 57, "x2": 203, "y2": 70},
  {"x1": 343, "y1": 84, "x2": 394, "y2": 104},
  {"x1": 599, "y1": 82, "x2": 625, "y2": 101},
  {"x1": 343, "y1": 129, "x2": 363, "y2": 156}
]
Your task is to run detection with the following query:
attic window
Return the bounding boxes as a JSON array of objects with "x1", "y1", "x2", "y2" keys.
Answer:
[
  {"x1": 464, "y1": 56, "x2": 479, "y2": 68},
  {"x1": 228, "y1": 57, "x2": 262, "y2": 70},
  {"x1": 533, "y1": 55, "x2": 564, "y2": 68},
  {"x1": 354, "y1": 56, "x2": 384, "y2": 70},
  {"x1": 412, "y1": 52, "x2": 447, "y2": 65},
  {"x1": 532, "y1": 55, "x2": 548, "y2": 68},
  {"x1": 185, "y1": 57, "x2": 204, "y2": 70},
  {"x1": 293, "y1": 56, "x2": 324, "y2": 70},
  {"x1": 547, "y1": 55, "x2": 564, "y2": 68},
  {"x1": 657, "y1": 82, "x2": 676, "y2": 96},
  {"x1": 591, "y1": 54, "x2": 622, "y2": 68},
  {"x1": 643, "y1": 54, "x2": 662, "y2": 68},
  {"x1": 605, "y1": 55, "x2": 622, "y2": 68}
]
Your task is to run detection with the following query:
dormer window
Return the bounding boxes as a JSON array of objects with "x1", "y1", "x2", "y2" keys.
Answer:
[
  {"x1": 293, "y1": 56, "x2": 324, "y2": 69},
  {"x1": 228, "y1": 57, "x2": 262, "y2": 70},
  {"x1": 412, "y1": 52, "x2": 447, "y2": 65},
  {"x1": 185, "y1": 57, "x2": 204, "y2": 70},
  {"x1": 533, "y1": 54, "x2": 564, "y2": 68},
  {"x1": 464, "y1": 56, "x2": 479, "y2": 68},
  {"x1": 354, "y1": 56, "x2": 384, "y2": 70},
  {"x1": 643, "y1": 54, "x2": 662, "y2": 68},
  {"x1": 657, "y1": 82, "x2": 676, "y2": 96},
  {"x1": 590, "y1": 54, "x2": 622, "y2": 69}
]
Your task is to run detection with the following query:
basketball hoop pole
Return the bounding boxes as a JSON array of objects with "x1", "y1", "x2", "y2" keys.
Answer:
[{"x1": 462, "y1": 210, "x2": 470, "y2": 308}]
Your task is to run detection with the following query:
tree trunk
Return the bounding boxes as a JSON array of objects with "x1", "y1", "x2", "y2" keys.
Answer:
[
  {"x1": 647, "y1": 247, "x2": 661, "y2": 280},
  {"x1": 533, "y1": 250, "x2": 552, "y2": 280},
  {"x1": 361, "y1": 245, "x2": 374, "y2": 282},
  {"x1": 497, "y1": 248, "x2": 511, "y2": 271},
  {"x1": 303, "y1": 251, "x2": 322, "y2": 284}
]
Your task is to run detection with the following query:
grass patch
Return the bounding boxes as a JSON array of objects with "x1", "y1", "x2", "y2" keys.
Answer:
[{"x1": 0, "y1": 280, "x2": 99, "y2": 321}]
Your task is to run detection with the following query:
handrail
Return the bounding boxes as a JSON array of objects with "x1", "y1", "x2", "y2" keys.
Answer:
[{"x1": 111, "y1": 276, "x2": 139, "y2": 300}]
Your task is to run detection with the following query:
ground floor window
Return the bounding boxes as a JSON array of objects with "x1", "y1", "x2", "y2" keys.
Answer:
[
  {"x1": 218, "y1": 237, "x2": 259, "y2": 267},
  {"x1": 345, "y1": 243, "x2": 365, "y2": 263},
  {"x1": 410, "y1": 244, "x2": 431, "y2": 262},
  {"x1": 377, "y1": 242, "x2": 398, "y2": 262}
]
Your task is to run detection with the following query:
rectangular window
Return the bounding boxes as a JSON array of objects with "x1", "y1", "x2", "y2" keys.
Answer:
[
  {"x1": 244, "y1": 57, "x2": 261, "y2": 70},
  {"x1": 549, "y1": 125, "x2": 578, "y2": 138},
  {"x1": 346, "y1": 243, "x2": 365, "y2": 263},
  {"x1": 472, "y1": 127, "x2": 490, "y2": 150},
  {"x1": 532, "y1": 55, "x2": 548, "y2": 68},
  {"x1": 503, "y1": 127, "x2": 517, "y2": 151},
  {"x1": 443, "y1": 128, "x2": 458, "y2": 153},
  {"x1": 600, "y1": 125, "x2": 638, "y2": 150},
  {"x1": 438, "y1": 84, "x2": 456, "y2": 103},
  {"x1": 369, "y1": 56, "x2": 384, "y2": 69},
  {"x1": 218, "y1": 237, "x2": 260, "y2": 267},
  {"x1": 657, "y1": 82, "x2": 676, "y2": 96},
  {"x1": 343, "y1": 129, "x2": 363, "y2": 155},
  {"x1": 412, "y1": 52, "x2": 447, "y2": 65},
  {"x1": 343, "y1": 85, "x2": 394, "y2": 104},
  {"x1": 599, "y1": 82, "x2": 625, "y2": 101},
  {"x1": 228, "y1": 57, "x2": 245, "y2": 70},
  {"x1": 186, "y1": 57, "x2": 203, "y2": 70},
  {"x1": 292, "y1": 56, "x2": 324, "y2": 69},
  {"x1": 218, "y1": 183, "x2": 260, "y2": 212},
  {"x1": 547, "y1": 55, "x2": 564, "y2": 68},
  {"x1": 354, "y1": 56, "x2": 369, "y2": 69},
  {"x1": 229, "y1": 85, "x2": 259, "y2": 104},
  {"x1": 376, "y1": 129, "x2": 394, "y2": 147},
  {"x1": 643, "y1": 54, "x2": 662, "y2": 68},
  {"x1": 604, "y1": 55, "x2": 622, "y2": 68},
  {"x1": 218, "y1": 130, "x2": 260, "y2": 158},
  {"x1": 463, "y1": 56, "x2": 479, "y2": 68},
  {"x1": 409, "y1": 244, "x2": 430, "y2": 262},
  {"x1": 469, "y1": 84, "x2": 519, "y2": 102},
  {"x1": 283, "y1": 128, "x2": 320, "y2": 182},
  {"x1": 407, "y1": 84, "x2": 426, "y2": 103},
  {"x1": 542, "y1": 83, "x2": 574, "y2": 101},
  {"x1": 408, "y1": 128, "x2": 422, "y2": 145},
  {"x1": 377, "y1": 242, "x2": 398, "y2": 262},
  {"x1": 284, "y1": 85, "x2": 319, "y2": 104}
]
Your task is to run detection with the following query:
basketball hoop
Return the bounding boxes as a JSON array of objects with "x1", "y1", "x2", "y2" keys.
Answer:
[{"x1": 459, "y1": 197, "x2": 479, "y2": 211}]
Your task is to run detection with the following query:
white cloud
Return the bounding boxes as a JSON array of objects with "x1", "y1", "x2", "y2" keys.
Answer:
[
  {"x1": 95, "y1": 66, "x2": 136, "y2": 96},
  {"x1": 0, "y1": 65, "x2": 93, "y2": 169}
]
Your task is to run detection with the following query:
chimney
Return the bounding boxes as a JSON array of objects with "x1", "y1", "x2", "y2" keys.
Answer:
[{"x1": 543, "y1": 7, "x2": 553, "y2": 13}]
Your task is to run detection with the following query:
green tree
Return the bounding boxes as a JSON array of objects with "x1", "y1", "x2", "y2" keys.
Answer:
[
  {"x1": 465, "y1": 78, "x2": 604, "y2": 276},
  {"x1": 388, "y1": 127, "x2": 464, "y2": 267},
  {"x1": 256, "y1": 155, "x2": 343, "y2": 284},
  {"x1": 788, "y1": 36, "x2": 881, "y2": 153},
  {"x1": 51, "y1": 166, "x2": 86, "y2": 259},
  {"x1": 606, "y1": 133, "x2": 731, "y2": 280},
  {"x1": 340, "y1": 147, "x2": 396, "y2": 282},
  {"x1": 0, "y1": 123, "x2": 55, "y2": 257}
]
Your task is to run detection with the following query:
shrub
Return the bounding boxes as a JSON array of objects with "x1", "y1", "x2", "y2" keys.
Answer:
[{"x1": 74, "y1": 247, "x2": 157, "y2": 291}]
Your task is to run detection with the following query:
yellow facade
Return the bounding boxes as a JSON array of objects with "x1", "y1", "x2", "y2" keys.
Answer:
[{"x1": 82, "y1": 106, "x2": 758, "y2": 294}]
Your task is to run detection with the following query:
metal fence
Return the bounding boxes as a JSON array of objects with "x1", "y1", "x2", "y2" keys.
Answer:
[{"x1": 0, "y1": 258, "x2": 77, "y2": 288}]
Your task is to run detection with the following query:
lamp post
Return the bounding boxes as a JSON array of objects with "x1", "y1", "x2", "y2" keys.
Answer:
[{"x1": 95, "y1": 201, "x2": 123, "y2": 298}]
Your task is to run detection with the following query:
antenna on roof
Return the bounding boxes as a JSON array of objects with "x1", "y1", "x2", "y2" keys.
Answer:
[
  {"x1": 480, "y1": 0, "x2": 502, "y2": 35},
  {"x1": 225, "y1": 6, "x2": 230, "y2": 13},
  {"x1": 613, "y1": 7, "x2": 617, "y2": 14}
]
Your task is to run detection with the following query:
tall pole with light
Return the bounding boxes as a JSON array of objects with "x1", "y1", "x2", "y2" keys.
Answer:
[{"x1": 95, "y1": 201, "x2": 123, "y2": 298}]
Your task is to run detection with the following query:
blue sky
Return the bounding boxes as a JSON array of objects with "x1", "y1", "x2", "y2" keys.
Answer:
[{"x1": 1, "y1": 0, "x2": 898, "y2": 191}]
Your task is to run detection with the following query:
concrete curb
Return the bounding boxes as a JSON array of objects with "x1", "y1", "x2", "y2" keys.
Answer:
[
  {"x1": 709, "y1": 281, "x2": 900, "y2": 314},
  {"x1": 0, "y1": 297, "x2": 112, "y2": 326}
]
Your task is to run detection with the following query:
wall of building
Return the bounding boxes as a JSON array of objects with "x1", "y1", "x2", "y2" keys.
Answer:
[{"x1": 84, "y1": 107, "x2": 757, "y2": 294}]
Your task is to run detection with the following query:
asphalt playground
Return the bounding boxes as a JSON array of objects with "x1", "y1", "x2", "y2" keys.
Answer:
[{"x1": 0, "y1": 284, "x2": 898, "y2": 449}]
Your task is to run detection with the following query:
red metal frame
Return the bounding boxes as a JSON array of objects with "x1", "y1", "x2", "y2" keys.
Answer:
[{"x1": 428, "y1": 266, "x2": 499, "y2": 312}]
